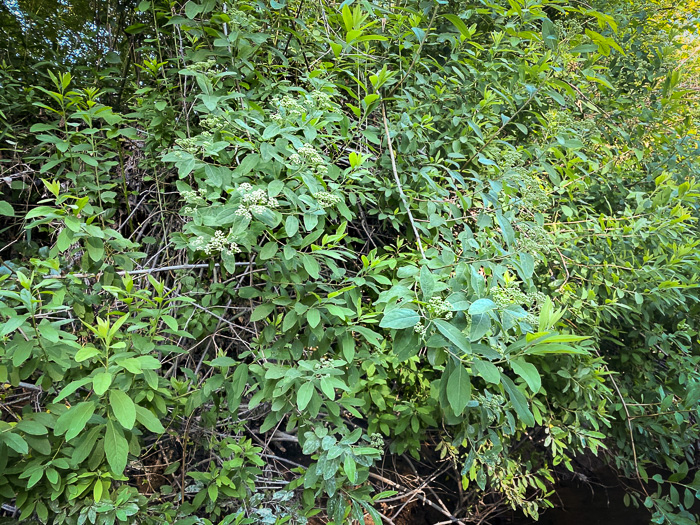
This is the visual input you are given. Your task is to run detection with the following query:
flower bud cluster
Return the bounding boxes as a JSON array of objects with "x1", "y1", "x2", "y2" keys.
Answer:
[
  {"x1": 426, "y1": 296, "x2": 453, "y2": 319},
  {"x1": 369, "y1": 432, "x2": 384, "y2": 448},
  {"x1": 516, "y1": 222, "x2": 555, "y2": 256},
  {"x1": 188, "y1": 59, "x2": 216, "y2": 73},
  {"x1": 174, "y1": 137, "x2": 200, "y2": 155},
  {"x1": 200, "y1": 115, "x2": 227, "y2": 130},
  {"x1": 413, "y1": 321, "x2": 428, "y2": 336},
  {"x1": 191, "y1": 229, "x2": 241, "y2": 256},
  {"x1": 182, "y1": 188, "x2": 208, "y2": 204},
  {"x1": 234, "y1": 183, "x2": 279, "y2": 220},
  {"x1": 313, "y1": 191, "x2": 341, "y2": 209},
  {"x1": 492, "y1": 284, "x2": 547, "y2": 314},
  {"x1": 476, "y1": 392, "x2": 505, "y2": 422},
  {"x1": 290, "y1": 143, "x2": 325, "y2": 165}
]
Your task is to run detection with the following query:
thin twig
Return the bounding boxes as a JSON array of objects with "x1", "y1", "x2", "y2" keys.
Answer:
[
  {"x1": 381, "y1": 103, "x2": 425, "y2": 259},
  {"x1": 595, "y1": 350, "x2": 649, "y2": 497},
  {"x1": 368, "y1": 472, "x2": 467, "y2": 525},
  {"x1": 386, "y1": 4, "x2": 439, "y2": 99},
  {"x1": 44, "y1": 262, "x2": 249, "y2": 279}
]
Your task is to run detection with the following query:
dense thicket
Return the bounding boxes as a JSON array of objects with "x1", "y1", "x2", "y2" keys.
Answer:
[{"x1": 0, "y1": 0, "x2": 699, "y2": 524}]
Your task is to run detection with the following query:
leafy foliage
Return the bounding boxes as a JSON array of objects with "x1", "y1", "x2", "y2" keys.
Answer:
[{"x1": 0, "y1": 0, "x2": 699, "y2": 524}]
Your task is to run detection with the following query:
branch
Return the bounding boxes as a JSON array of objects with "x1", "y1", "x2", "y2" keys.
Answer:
[
  {"x1": 45, "y1": 262, "x2": 250, "y2": 279},
  {"x1": 381, "y1": 103, "x2": 426, "y2": 259},
  {"x1": 368, "y1": 472, "x2": 467, "y2": 525}
]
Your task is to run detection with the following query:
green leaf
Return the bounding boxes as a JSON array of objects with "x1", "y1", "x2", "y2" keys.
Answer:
[
  {"x1": 85, "y1": 237, "x2": 105, "y2": 262},
  {"x1": 250, "y1": 303, "x2": 275, "y2": 322},
  {"x1": 110, "y1": 390, "x2": 136, "y2": 430},
  {"x1": 15, "y1": 420, "x2": 48, "y2": 435},
  {"x1": 54, "y1": 402, "x2": 96, "y2": 441},
  {"x1": 379, "y1": 308, "x2": 420, "y2": 329},
  {"x1": 471, "y1": 359, "x2": 500, "y2": 384},
  {"x1": 104, "y1": 419, "x2": 129, "y2": 475},
  {"x1": 447, "y1": 363, "x2": 471, "y2": 415},
  {"x1": 501, "y1": 375, "x2": 534, "y2": 427},
  {"x1": 469, "y1": 313, "x2": 491, "y2": 341},
  {"x1": 75, "y1": 346, "x2": 100, "y2": 362},
  {"x1": 1, "y1": 432, "x2": 28, "y2": 454},
  {"x1": 71, "y1": 425, "x2": 102, "y2": 464},
  {"x1": 510, "y1": 358, "x2": 541, "y2": 393},
  {"x1": 307, "y1": 308, "x2": 321, "y2": 328},
  {"x1": 344, "y1": 455, "x2": 357, "y2": 484},
  {"x1": 0, "y1": 201, "x2": 14, "y2": 217},
  {"x1": 443, "y1": 14, "x2": 472, "y2": 41},
  {"x1": 419, "y1": 266, "x2": 435, "y2": 300},
  {"x1": 55, "y1": 377, "x2": 92, "y2": 402},
  {"x1": 0, "y1": 315, "x2": 28, "y2": 337},
  {"x1": 495, "y1": 212, "x2": 515, "y2": 246},
  {"x1": 434, "y1": 319, "x2": 471, "y2": 355},
  {"x1": 135, "y1": 405, "x2": 165, "y2": 433},
  {"x1": 297, "y1": 381, "x2": 315, "y2": 411},
  {"x1": 259, "y1": 241, "x2": 278, "y2": 260},
  {"x1": 285, "y1": 215, "x2": 299, "y2": 237},
  {"x1": 184, "y1": 0, "x2": 202, "y2": 18},
  {"x1": 92, "y1": 372, "x2": 112, "y2": 396},
  {"x1": 468, "y1": 299, "x2": 497, "y2": 315}
]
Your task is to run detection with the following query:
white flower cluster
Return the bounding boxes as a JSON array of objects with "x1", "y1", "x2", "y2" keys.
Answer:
[
  {"x1": 279, "y1": 95, "x2": 305, "y2": 118},
  {"x1": 289, "y1": 143, "x2": 328, "y2": 176},
  {"x1": 413, "y1": 321, "x2": 428, "y2": 336},
  {"x1": 188, "y1": 59, "x2": 216, "y2": 73},
  {"x1": 234, "y1": 183, "x2": 279, "y2": 220},
  {"x1": 182, "y1": 188, "x2": 208, "y2": 204},
  {"x1": 200, "y1": 115, "x2": 227, "y2": 130},
  {"x1": 175, "y1": 135, "x2": 212, "y2": 155},
  {"x1": 313, "y1": 191, "x2": 341, "y2": 209},
  {"x1": 191, "y1": 229, "x2": 241, "y2": 256},
  {"x1": 426, "y1": 296, "x2": 453, "y2": 320},
  {"x1": 310, "y1": 90, "x2": 335, "y2": 111}
]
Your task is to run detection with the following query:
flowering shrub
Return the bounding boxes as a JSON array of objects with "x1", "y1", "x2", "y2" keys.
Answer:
[{"x1": 0, "y1": 0, "x2": 699, "y2": 524}]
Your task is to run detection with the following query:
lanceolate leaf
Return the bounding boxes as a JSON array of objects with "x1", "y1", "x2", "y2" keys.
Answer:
[
  {"x1": 104, "y1": 420, "x2": 129, "y2": 476},
  {"x1": 135, "y1": 405, "x2": 165, "y2": 433},
  {"x1": 446, "y1": 363, "x2": 471, "y2": 415},
  {"x1": 501, "y1": 375, "x2": 534, "y2": 427},
  {"x1": 110, "y1": 390, "x2": 136, "y2": 430},
  {"x1": 434, "y1": 319, "x2": 471, "y2": 355},
  {"x1": 510, "y1": 358, "x2": 541, "y2": 393},
  {"x1": 54, "y1": 402, "x2": 96, "y2": 441}
]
